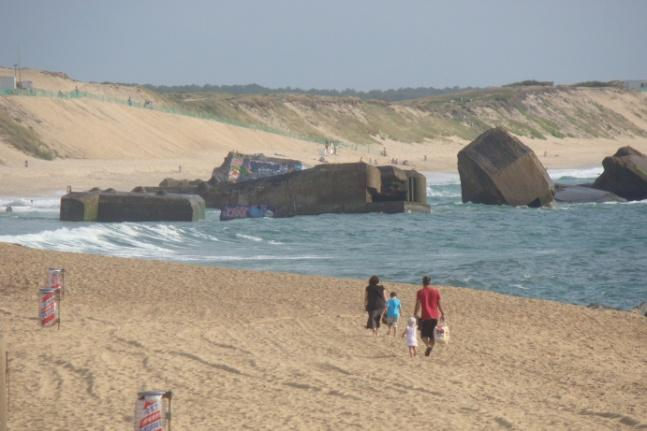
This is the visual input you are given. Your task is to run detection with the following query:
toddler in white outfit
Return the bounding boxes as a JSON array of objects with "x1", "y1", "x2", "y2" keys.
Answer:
[{"x1": 401, "y1": 316, "x2": 418, "y2": 358}]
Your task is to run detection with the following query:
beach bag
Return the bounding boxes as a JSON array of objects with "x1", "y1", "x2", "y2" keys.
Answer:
[{"x1": 434, "y1": 321, "x2": 450, "y2": 343}]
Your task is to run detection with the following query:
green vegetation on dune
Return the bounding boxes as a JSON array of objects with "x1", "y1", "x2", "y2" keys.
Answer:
[
  {"x1": 160, "y1": 84, "x2": 647, "y2": 147},
  {"x1": 0, "y1": 107, "x2": 57, "y2": 160}
]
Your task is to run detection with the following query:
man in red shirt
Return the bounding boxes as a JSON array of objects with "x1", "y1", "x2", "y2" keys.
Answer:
[{"x1": 414, "y1": 275, "x2": 446, "y2": 356}]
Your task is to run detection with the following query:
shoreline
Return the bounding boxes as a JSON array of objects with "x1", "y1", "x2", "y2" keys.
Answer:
[
  {"x1": 0, "y1": 236, "x2": 643, "y2": 312},
  {"x1": 0, "y1": 158, "x2": 607, "y2": 198},
  {"x1": 1, "y1": 242, "x2": 645, "y2": 429}
]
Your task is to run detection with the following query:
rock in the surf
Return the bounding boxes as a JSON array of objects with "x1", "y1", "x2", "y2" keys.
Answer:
[
  {"x1": 457, "y1": 127, "x2": 554, "y2": 206},
  {"x1": 592, "y1": 146, "x2": 647, "y2": 201}
]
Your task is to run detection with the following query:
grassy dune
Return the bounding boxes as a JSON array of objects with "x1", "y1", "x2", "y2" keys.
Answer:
[{"x1": 167, "y1": 85, "x2": 647, "y2": 146}]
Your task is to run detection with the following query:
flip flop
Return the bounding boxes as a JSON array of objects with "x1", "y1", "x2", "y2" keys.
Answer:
[{"x1": 424, "y1": 347, "x2": 432, "y2": 356}]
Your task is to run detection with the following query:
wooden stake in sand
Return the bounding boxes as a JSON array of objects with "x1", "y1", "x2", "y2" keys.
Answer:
[
  {"x1": 134, "y1": 390, "x2": 173, "y2": 431},
  {"x1": 47, "y1": 268, "x2": 65, "y2": 299},
  {"x1": 0, "y1": 334, "x2": 7, "y2": 431}
]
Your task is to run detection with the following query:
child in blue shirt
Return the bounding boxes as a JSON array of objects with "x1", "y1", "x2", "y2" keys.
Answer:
[{"x1": 384, "y1": 291, "x2": 401, "y2": 336}]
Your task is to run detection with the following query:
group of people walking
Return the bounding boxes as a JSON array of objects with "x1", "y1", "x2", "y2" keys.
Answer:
[{"x1": 364, "y1": 275, "x2": 446, "y2": 358}]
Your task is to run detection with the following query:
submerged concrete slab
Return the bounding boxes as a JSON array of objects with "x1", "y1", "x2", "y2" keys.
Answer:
[
  {"x1": 60, "y1": 191, "x2": 205, "y2": 222},
  {"x1": 554, "y1": 184, "x2": 626, "y2": 203}
]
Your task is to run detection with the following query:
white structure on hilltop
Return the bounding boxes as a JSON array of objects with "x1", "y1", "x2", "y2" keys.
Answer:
[
  {"x1": 0, "y1": 76, "x2": 16, "y2": 90},
  {"x1": 624, "y1": 80, "x2": 647, "y2": 92}
]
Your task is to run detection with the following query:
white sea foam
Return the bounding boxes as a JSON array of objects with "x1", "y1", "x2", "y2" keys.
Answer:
[
  {"x1": 235, "y1": 233, "x2": 263, "y2": 242},
  {"x1": 427, "y1": 188, "x2": 461, "y2": 198},
  {"x1": 548, "y1": 167, "x2": 603, "y2": 180},
  {"x1": 0, "y1": 224, "x2": 172, "y2": 257},
  {"x1": 424, "y1": 172, "x2": 460, "y2": 186}
]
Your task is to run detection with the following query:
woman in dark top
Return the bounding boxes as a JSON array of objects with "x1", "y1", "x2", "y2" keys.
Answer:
[{"x1": 364, "y1": 275, "x2": 387, "y2": 335}]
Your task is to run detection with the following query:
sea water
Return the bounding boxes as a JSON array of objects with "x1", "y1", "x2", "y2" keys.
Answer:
[{"x1": 1, "y1": 168, "x2": 645, "y2": 310}]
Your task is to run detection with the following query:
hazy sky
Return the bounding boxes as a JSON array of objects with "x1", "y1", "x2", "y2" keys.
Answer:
[{"x1": 1, "y1": 0, "x2": 646, "y2": 90}]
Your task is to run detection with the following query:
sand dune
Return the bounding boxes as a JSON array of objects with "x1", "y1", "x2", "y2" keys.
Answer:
[
  {"x1": 2, "y1": 68, "x2": 647, "y2": 196},
  {"x1": 0, "y1": 243, "x2": 645, "y2": 430}
]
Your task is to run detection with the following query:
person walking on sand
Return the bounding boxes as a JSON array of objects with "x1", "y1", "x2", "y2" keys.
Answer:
[
  {"x1": 414, "y1": 275, "x2": 445, "y2": 356},
  {"x1": 401, "y1": 316, "x2": 418, "y2": 358},
  {"x1": 384, "y1": 291, "x2": 401, "y2": 337},
  {"x1": 364, "y1": 275, "x2": 386, "y2": 335}
]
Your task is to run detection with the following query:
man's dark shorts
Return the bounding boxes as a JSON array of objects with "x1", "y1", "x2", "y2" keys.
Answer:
[{"x1": 420, "y1": 319, "x2": 438, "y2": 339}]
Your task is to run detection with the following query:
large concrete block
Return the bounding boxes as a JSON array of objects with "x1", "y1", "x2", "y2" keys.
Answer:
[
  {"x1": 60, "y1": 191, "x2": 100, "y2": 221},
  {"x1": 60, "y1": 192, "x2": 205, "y2": 222},
  {"x1": 593, "y1": 146, "x2": 647, "y2": 201},
  {"x1": 458, "y1": 127, "x2": 554, "y2": 207},
  {"x1": 206, "y1": 162, "x2": 430, "y2": 218}
]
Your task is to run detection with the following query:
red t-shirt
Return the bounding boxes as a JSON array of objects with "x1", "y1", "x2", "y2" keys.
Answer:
[{"x1": 416, "y1": 287, "x2": 441, "y2": 320}]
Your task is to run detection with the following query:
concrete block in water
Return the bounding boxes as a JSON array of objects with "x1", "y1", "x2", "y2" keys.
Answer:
[
  {"x1": 60, "y1": 191, "x2": 100, "y2": 221},
  {"x1": 205, "y1": 162, "x2": 429, "y2": 218},
  {"x1": 60, "y1": 191, "x2": 205, "y2": 222},
  {"x1": 593, "y1": 146, "x2": 647, "y2": 201},
  {"x1": 458, "y1": 127, "x2": 554, "y2": 207}
]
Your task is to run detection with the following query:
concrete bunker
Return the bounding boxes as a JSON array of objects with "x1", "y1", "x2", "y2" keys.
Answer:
[
  {"x1": 60, "y1": 191, "x2": 205, "y2": 222},
  {"x1": 205, "y1": 162, "x2": 429, "y2": 218}
]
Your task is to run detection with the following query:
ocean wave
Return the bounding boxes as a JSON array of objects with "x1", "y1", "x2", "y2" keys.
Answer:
[
  {"x1": 0, "y1": 223, "x2": 173, "y2": 256},
  {"x1": 427, "y1": 187, "x2": 461, "y2": 198},
  {"x1": 235, "y1": 233, "x2": 264, "y2": 242},
  {"x1": 548, "y1": 167, "x2": 603, "y2": 180}
]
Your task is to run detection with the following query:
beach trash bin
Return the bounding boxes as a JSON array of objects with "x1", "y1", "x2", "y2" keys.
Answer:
[
  {"x1": 38, "y1": 287, "x2": 59, "y2": 328},
  {"x1": 134, "y1": 390, "x2": 173, "y2": 431},
  {"x1": 47, "y1": 268, "x2": 65, "y2": 298}
]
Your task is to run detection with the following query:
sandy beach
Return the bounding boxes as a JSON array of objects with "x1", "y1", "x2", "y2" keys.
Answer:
[
  {"x1": 0, "y1": 243, "x2": 645, "y2": 430},
  {"x1": 2, "y1": 135, "x2": 647, "y2": 197}
]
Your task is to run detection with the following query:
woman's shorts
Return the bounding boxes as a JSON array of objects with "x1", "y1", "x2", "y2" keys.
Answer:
[
  {"x1": 420, "y1": 319, "x2": 438, "y2": 339},
  {"x1": 385, "y1": 316, "x2": 399, "y2": 326}
]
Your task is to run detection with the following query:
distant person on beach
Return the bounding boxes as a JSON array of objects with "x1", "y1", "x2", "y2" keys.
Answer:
[
  {"x1": 364, "y1": 275, "x2": 386, "y2": 335},
  {"x1": 384, "y1": 291, "x2": 401, "y2": 336},
  {"x1": 414, "y1": 275, "x2": 445, "y2": 356},
  {"x1": 401, "y1": 316, "x2": 418, "y2": 358}
]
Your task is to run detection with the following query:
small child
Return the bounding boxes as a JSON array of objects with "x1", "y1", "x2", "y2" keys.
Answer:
[
  {"x1": 401, "y1": 316, "x2": 418, "y2": 358},
  {"x1": 384, "y1": 291, "x2": 401, "y2": 336}
]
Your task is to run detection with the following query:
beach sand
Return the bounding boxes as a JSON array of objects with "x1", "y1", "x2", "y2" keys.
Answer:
[
  {"x1": 0, "y1": 243, "x2": 645, "y2": 430},
  {"x1": 2, "y1": 136, "x2": 647, "y2": 197}
]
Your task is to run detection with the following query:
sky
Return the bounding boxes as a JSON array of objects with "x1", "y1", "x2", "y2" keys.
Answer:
[{"x1": 1, "y1": 0, "x2": 646, "y2": 91}]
